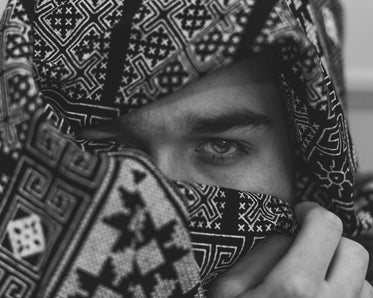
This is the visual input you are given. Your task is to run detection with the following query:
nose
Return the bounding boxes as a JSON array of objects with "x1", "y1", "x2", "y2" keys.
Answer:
[{"x1": 151, "y1": 148, "x2": 192, "y2": 182}]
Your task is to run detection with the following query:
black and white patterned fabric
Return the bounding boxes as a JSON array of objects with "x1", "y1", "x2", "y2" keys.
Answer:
[{"x1": 0, "y1": 0, "x2": 371, "y2": 297}]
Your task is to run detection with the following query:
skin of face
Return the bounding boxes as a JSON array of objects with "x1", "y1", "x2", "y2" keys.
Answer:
[{"x1": 78, "y1": 52, "x2": 296, "y2": 204}]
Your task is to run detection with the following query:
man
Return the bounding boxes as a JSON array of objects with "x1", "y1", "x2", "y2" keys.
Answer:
[
  {"x1": 0, "y1": 0, "x2": 372, "y2": 297},
  {"x1": 77, "y1": 51, "x2": 372, "y2": 297},
  {"x1": 77, "y1": 52, "x2": 296, "y2": 204}
]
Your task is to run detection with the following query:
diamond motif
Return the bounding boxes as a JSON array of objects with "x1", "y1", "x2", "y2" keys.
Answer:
[
  {"x1": 145, "y1": 26, "x2": 176, "y2": 68},
  {"x1": 45, "y1": 3, "x2": 84, "y2": 40},
  {"x1": 7, "y1": 214, "x2": 46, "y2": 258},
  {"x1": 157, "y1": 60, "x2": 190, "y2": 93},
  {"x1": 176, "y1": 0, "x2": 212, "y2": 38}
]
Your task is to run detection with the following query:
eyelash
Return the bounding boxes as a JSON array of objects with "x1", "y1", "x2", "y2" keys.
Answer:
[
  {"x1": 98, "y1": 137, "x2": 251, "y2": 165},
  {"x1": 195, "y1": 139, "x2": 251, "y2": 165}
]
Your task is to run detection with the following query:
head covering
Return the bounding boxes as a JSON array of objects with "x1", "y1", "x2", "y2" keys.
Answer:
[{"x1": 0, "y1": 0, "x2": 371, "y2": 297}]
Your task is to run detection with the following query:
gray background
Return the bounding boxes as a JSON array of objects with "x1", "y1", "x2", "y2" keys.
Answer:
[{"x1": 343, "y1": 0, "x2": 373, "y2": 172}]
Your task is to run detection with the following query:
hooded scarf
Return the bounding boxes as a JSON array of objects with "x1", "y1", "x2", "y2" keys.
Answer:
[{"x1": 0, "y1": 0, "x2": 372, "y2": 297}]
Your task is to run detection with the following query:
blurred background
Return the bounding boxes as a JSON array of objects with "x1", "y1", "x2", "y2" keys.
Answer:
[{"x1": 343, "y1": 0, "x2": 373, "y2": 172}]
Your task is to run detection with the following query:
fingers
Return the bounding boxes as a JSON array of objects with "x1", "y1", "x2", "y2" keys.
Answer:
[
  {"x1": 208, "y1": 202, "x2": 371, "y2": 298},
  {"x1": 267, "y1": 202, "x2": 343, "y2": 284},
  {"x1": 208, "y1": 235, "x2": 293, "y2": 298},
  {"x1": 360, "y1": 281, "x2": 373, "y2": 298},
  {"x1": 327, "y1": 237, "x2": 370, "y2": 297}
]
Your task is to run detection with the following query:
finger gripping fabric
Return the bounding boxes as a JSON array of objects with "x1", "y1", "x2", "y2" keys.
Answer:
[{"x1": 0, "y1": 0, "x2": 370, "y2": 297}]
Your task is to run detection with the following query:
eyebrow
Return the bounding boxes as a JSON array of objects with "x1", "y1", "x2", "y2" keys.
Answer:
[
  {"x1": 183, "y1": 108, "x2": 274, "y2": 134},
  {"x1": 79, "y1": 108, "x2": 274, "y2": 140}
]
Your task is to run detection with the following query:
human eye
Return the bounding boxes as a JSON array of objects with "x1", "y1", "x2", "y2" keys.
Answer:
[{"x1": 195, "y1": 139, "x2": 251, "y2": 165}]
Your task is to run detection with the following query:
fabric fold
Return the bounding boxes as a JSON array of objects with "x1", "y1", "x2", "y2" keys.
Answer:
[{"x1": 0, "y1": 0, "x2": 371, "y2": 297}]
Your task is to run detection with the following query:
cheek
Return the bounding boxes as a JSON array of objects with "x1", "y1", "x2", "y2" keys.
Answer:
[
  {"x1": 226, "y1": 142, "x2": 295, "y2": 204},
  {"x1": 225, "y1": 165, "x2": 295, "y2": 204},
  {"x1": 254, "y1": 139, "x2": 295, "y2": 204},
  {"x1": 191, "y1": 158, "x2": 293, "y2": 204},
  {"x1": 255, "y1": 162, "x2": 295, "y2": 204}
]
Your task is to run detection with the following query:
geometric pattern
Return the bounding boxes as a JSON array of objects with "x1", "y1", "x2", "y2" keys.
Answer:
[
  {"x1": 31, "y1": 0, "x2": 363, "y2": 236},
  {"x1": 177, "y1": 182, "x2": 297, "y2": 286},
  {"x1": 47, "y1": 154, "x2": 202, "y2": 298},
  {"x1": 0, "y1": 0, "x2": 371, "y2": 297},
  {"x1": 7, "y1": 214, "x2": 46, "y2": 259}
]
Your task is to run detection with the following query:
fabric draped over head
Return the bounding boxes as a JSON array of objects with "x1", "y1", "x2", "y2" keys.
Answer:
[{"x1": 0, "y1": 0, "x2": 371, "y2": 297}]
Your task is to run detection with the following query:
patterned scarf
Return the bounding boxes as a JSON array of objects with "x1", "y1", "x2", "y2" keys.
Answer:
[{"x1": 0, "y1": 0, "x2": 372, "y2": 297}]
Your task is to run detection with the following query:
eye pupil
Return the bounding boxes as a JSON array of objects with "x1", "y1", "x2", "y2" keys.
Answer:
[{"x1": 212, "y1": 140, "x2": 234, "y2": 154}]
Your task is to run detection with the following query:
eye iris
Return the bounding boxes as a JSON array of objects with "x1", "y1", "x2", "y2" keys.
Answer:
[{"x1": 211, "y1": 141, "x2": 235, "y2": 154}]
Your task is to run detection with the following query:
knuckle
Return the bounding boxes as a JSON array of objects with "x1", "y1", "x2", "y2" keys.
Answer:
[
  {"x1": 341, "y1": 238, "x2": 370, "y2": 263},
  {"x1": 273, "y1": 274, "x2": 317, "y2": 298},
  {"x1": 208, "y1": 276, "x2": 246, "y2": 298},
  {"x1": 308, "y1": 207, "x2": 343, "y2": 233},
  {"x1": 364, "y1": 281, "x2": 373, "y2": 298}
]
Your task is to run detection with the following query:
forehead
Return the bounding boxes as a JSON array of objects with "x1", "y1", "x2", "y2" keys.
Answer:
[{"x1": 122, "y1": 53, "x2": 282, "y2": 130}]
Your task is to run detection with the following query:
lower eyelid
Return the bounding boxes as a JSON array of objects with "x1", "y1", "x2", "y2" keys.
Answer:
[
  {"x1": 194, "y1": 140, "x2": 253, "y2": 165},
  {"x1": 196, "y1": 150, "x2": 246, "y2": 166}
]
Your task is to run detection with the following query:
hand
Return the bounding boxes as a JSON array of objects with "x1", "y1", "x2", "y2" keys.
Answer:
[{"x1": 208, "y1": 202, "x2": 372, "y2": 298}]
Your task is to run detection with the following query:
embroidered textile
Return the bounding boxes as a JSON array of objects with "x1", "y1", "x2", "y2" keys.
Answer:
[{"x1": 0, "y1": 0, "x2": 371, "y2": 297}]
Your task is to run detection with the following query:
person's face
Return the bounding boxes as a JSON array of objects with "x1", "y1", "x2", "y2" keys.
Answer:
[{"x1": 78, "y1": 53, "x2": 296, "y2": 204}]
